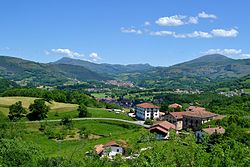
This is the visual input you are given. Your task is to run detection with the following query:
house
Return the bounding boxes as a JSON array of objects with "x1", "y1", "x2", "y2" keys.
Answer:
[
  {"x1": 135, "y1": 103, "x2": 160, "y2": 120},
  {"x1": 95, "y1": 140, "x2": 127, "y2": 157},
  {"x1": 202, "y1": 126, "x2": 225, "y2": 135},
  {"x1": 149, "y1": 121, "x2": 175, "y2": 140},
  {"x1": 168, "y1": 103, "x2": 182, "y2": 111},
  {"x1": 183, "y1": 106, "x2": 217, "y2": 131},
  {"x1": 164, "y1": 112, "x2": 187, "y2": 131}
]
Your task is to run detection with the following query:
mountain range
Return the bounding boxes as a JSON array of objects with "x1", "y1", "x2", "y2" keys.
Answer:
[{"x1": 0, "y1": 54, "x2": 250, "y2": 88}]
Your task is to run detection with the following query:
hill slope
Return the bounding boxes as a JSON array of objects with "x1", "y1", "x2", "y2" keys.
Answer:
[
  {"x1": 0, "y1": 56, "x2": 108, "y2": 86},
  {"x1": 126, "y1": 54, "x2": 250, "y2": 89},
  {"x1": 54, "y1": 57, "x2": 154, "y2": 74}
]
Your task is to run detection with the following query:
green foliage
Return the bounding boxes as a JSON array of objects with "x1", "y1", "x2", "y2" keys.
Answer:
[
  {"x1": 144, "y1": 118, "x2": 154, "y2": 125},
  {"x1": 28, "y1": 99, "x2": 49, "y2": 120},
  {"x1": 60, "y1": 116, "x2": 73, "y2": 129},
  {"x1": 0, "y1": 139, "x2": 43, "y2": 167},
  {"x1": 8, "y1": 101, "x2": 27, "y2": 121},
  {"x1": 78, "y1": 104, "x2": 90, "y2": 118}
]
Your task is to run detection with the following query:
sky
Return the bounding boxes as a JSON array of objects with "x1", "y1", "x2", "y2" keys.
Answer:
[{"x1": 0, "y1": 0, "x2": 250, "y2": 66}]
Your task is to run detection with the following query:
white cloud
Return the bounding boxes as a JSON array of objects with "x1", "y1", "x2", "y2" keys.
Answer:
[
  {"x1": 203, "y1": 49, "x2": 250, "y2": 59},
  {"x1": 150, "y1": 31, "x2": 174, "y2": 36},
  {"x1": 155, "y1": 15, "x2": 186, "y2": 26},
  {"x1": 204, "y1": 49, "x2": 242, "y2": 56},
  {"x1": 198, "y1": 11, "x2": 217, "y2": 19},
  {"x1": 50, "y1": 48, "x2": 84, "y2": 58},
  {"x1": 185, "y1": 31, "x2": 212, "y2": 38},
  {"x1": 188, "y1": 16, "x2": 199, "y2": 24},
  {"x1": 150, "y1": 30, "x2": 212, "y2": 38},
  {"x1": 89, "y1": 52, "x2": 102, "y2": 62},
  {"x1": 240, "y1": 54, "x2": 250, "y2": 58},
  {"x1": 144, "y1": 21, "x2": 150, "y2": 26},
  {"x1": 150, "y1": 28, "x2": 239, "y2": 38},
  {"x1": 211, "y1": 28, "x2": 238, "y2": 37},
  {"x1": 120, "y1": 27, "x2": 142, "y2": 34}
]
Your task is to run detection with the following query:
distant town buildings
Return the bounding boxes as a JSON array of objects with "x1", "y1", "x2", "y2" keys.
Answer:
[{"x1": 135, "y1": 103, "x2": 160, "y2": 120}]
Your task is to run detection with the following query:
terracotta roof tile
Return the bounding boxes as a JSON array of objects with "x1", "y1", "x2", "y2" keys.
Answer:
[
  {"x1": 152, "y1": 121, "x2": 176, "y2": 130},
  {"x1": 169, "y1": 112, "x2": 187, "y2": 119},
  {"x1": 136, "y1": 103, "x2": 160, "y2": 109},
  {"x1": 168, "y1": 103, "x2": 182, "y2": 109},
  {"x1": 203, "y1": 127, "x2": 225, "y2": 135}
]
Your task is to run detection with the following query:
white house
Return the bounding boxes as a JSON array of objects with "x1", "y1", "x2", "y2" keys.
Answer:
[
  {"x1": 95, "y1": 140, "x2": 127, "y2": 157},
  {"x1": 135, "y1": 103, "x2": 160, "y2": 120}
]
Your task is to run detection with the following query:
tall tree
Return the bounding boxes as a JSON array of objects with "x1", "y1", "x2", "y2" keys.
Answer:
[
  {"x1": 28, "y1": 99, "x2": 49, "y2": 120},
  {"x1": 8, "y1": 101, "x2": 26, "y2": 121},
  {"x1": 78, "y1": 104, "x2": 89, "y2": 118}
]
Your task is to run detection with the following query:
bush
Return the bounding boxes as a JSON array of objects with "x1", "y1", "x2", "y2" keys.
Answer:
[{"x1": 144, "y1": 119, "x2": 154, "y2": 125}]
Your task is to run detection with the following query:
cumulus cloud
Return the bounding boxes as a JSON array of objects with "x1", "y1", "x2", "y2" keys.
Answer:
[
  {"x1": 188, "y1": 16, "x2": 199, "y2": 24},
  {"x1": 203, "y1": 48, "x2": 250, "y2": 59},
  {"x1": 150, "y1": 30, "x2": 212, "y2": 38},
  {"x1": 150, "y1": 31, "x2": 174, "y2": 36},
  {"x1": 198, "y1": 11, "x2": 217, "y2": 19},
  {"x1": 49, "y1": 48, "x2": 84, "y2": 58},
  {"x1": 204, "y1": 49, "x2": 242, "y2": 56},
  {"x1": 155, "y1": 11, "x2": 216, "y2": 26},
  {"x1": 240, "y1": 54, "x2": 250, "y2": 58},
  {"x1": 120, "y1": 27, "x2": 142, "y2": 34},
  {"x1": 211, "y1": 28, "x2": 238, "y2": 37},
  {"x1": 89, "y1": 52, "x2": 102, "y2": 62},
  {"x1": 150, "y1": 28, "x2": 238, "y2": 38},
  {"x1": 155, "y1": 15, "x2": 186, "y2": 26}
]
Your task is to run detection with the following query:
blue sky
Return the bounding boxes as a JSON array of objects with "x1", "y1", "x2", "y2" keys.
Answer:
[{"x1": 0, "y1": 0, "x2": 249, "y2": 66}]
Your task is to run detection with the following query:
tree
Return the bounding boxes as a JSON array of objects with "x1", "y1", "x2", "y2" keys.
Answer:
[
  {"x1": 28, "y1": 99, "x2": 49, "y2": 120},
  {"x1": 78, "y1": 103, "x2": 90, "y2": 118},
  {"x1": 8, "y1": 101, "x2": 26, "y2": 121}
]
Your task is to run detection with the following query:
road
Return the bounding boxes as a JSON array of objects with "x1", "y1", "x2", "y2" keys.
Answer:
[{"x1": 26, "y1": 117, "x2": 150, "y2": 128}]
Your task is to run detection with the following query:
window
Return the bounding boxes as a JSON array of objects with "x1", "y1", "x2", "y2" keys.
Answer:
[{"x1": 117, "y1": 149, "x2": 120, "y2": 152}]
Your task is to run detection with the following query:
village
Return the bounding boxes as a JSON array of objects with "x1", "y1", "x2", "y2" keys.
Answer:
[{"x1": 92, "y1": 98, "x2": 225, "y2": 159}]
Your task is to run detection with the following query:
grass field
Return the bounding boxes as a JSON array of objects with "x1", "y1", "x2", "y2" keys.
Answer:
[
  {"x1": 91, "y1": 93, "x2": 107, "y2": 98},
  {"x1": 23, "y1": 120, "x2": 144, "y2": 159},
  {"x1": 0, "y1": 96, "x2": 132, "y2": 120},
  {"x1": 48, "y1": 107, "x2": 133, "y2": 120},
  {"x1": 0, "y1": 96, "x2": 78, "y2": 116}
]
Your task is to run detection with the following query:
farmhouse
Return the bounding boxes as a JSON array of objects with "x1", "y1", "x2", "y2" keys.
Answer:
[
  {"x1": 149, "y1": 121, "x2": 175, "y2": 140},
  {"x1": 135, "y1": 103, "x2": 160, "y2": 120},
  {"x1": 183, "y1": 106, "x2": 217, "y2": 130},
  {"x1": 164, "y1": 112, "x2": 187, "y2": 131},
  {"x1": 95, "y1": 140, "x2": 127, "y2": 157},
  {"x1": 168, "y1": 103, "x2": 182, "y2": 111}
]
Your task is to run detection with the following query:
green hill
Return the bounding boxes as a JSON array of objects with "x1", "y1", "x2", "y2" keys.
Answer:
[
  {"x1": 54, "y1": 57, "x2": 154, "y2": 74},
  {"x1": 0, "y1": 56, "x2": 108, "y2": 86}
]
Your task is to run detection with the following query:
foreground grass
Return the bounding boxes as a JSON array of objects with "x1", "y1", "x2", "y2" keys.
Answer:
[{"x1": 24, "y1": 120, "x2": 143, "y2": 159}]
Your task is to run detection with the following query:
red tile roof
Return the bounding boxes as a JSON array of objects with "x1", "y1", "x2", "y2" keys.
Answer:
[
  {"x1": 183, "y1": 110, "x2": 216, "y2": 118},
  {"x1": 169, "y1": 112, "x2": 187, "y2": 119},
  {"x1": 184, "y1": 106, "x2": 217, "y2": 118},
  {"x1": 168, "y1": 103, "x2": 182, "y2": 109},
  {"x1": 94, "y1": 144, "x2": 104, "y2": 154},
  {"x1": 152, "y1": 121, "x2": 176, "y2": 130},
  {"x1": 203, "y1": 127, "x2": 225, "y2": 135},
  {"x1": 136, "y1": 103, "x2": 160, "y2": 109},
  {"x1": 150, "y1": 126, "x2": 168, "y2": 134}
]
